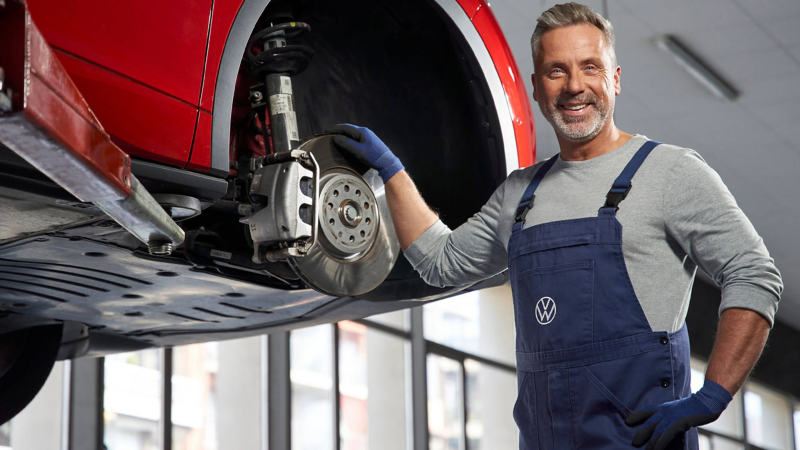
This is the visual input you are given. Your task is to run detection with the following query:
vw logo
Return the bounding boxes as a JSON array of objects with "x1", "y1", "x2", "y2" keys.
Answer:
[{"x1": 535, "y1": 297, "x2": 556, "y2": 325}]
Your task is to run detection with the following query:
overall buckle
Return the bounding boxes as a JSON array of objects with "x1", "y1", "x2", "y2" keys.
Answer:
[
  {"x1": 605, "y1": 184, "x2": 632, "y2": 209},
  {"x1": 515, "y1": 196, "x2": 535, "y2": 223}
]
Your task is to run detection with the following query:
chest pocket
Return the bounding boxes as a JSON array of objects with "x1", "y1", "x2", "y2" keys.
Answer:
[{"x1": 511, "y1": 260, "x2": 594, "y2": 353}]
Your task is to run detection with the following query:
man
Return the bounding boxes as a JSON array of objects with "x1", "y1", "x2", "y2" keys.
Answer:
[{"x1": 327, "y1": 3, "x2": 782, "y2": 449}]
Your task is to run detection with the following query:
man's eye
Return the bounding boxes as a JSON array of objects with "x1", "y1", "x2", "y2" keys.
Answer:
[
  {"x1": 551, "y1": 69, "x2": 564, "y2": 75},
  {"x1": 586, "y1": 65, "x2": 597, "y2": 71}
]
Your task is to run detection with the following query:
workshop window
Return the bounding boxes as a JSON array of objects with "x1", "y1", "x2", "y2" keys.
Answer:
[
  {"x1": 465, "y1": 360, "x2": 518, "y2": 450},
  {"x1": 427, "y1": 354, "x2": 465, "y2": 450},
  {"x1": 698, "y1": 433, "x2": 745, "y2": 450},
  {"x1": 794, "y1": 404, "x2": 800, "y2": 450},
  {"x1": 291, "y1": 325, "x2": 335, "y2": 450},
  {"x1": 103, "y1": 350, "x2": 163, "y2": 450},
  {"x1": 212, "y1": 336, "x2": 265, "y2": 449},
  {"x1": 0, "y1": 422, "x2": 9, "y2": 449},
  {"x1": 338, "y1": 320, "x2": 411, "y2": 450},
  {"x1": 365, "y1": 310, "x2": 409, "y2": 331},
  {"x1": 424, "y1": 285, "x2": 516, "y2": 367},
  {"x1": 171, "y1": 342, "x2": 219, "y2": 450},
  {"x1": 744, "y1": 381, "x2": 794, "y2": 450}
]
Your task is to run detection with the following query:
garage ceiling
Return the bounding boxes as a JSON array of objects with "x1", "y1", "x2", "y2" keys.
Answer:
[{"x1": 488, "y1": 0, "x2": 800, "y2": 329}]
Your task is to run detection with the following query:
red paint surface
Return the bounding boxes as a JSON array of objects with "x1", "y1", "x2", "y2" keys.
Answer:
[
  {"x1": 200, "y1": 0, "x2": 244, "y2": 113},
  {"x1": 459, "y1": 0, "x2": 537, "y2": 168},
  {"x1": 457, "y1": 0, "x2": 483, "y2": 19},
  {"x1": 55, "y1": 50, "x2": 198, "y2": 167},
  {"x1": 0, "y1": 5, "x2": 132, "y2": 197},
  {"x1": 26, "y1": 0, "x2": 213, "y2": 106},
  {"x1": 187, "y1": 111, "x2": 213, "y2": 172}
]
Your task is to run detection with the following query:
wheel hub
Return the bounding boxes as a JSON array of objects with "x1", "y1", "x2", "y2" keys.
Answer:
[{"x1": 319, "y1": 173, "x2": 378, "y2": 258}]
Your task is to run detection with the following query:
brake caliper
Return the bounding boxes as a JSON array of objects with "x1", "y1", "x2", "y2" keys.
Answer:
[{"x1": 245, "y1": 150, "x2": 320, "y2": 263}]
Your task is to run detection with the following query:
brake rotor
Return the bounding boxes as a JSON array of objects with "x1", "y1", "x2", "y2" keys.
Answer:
[{"x1": 287, "y1": 135, "x2": 400, "y2": 297}]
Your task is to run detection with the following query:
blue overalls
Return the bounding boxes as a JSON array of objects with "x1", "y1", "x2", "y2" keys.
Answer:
[{"x1": 509, "y1": 141, "x2": 697, "y2": 450}]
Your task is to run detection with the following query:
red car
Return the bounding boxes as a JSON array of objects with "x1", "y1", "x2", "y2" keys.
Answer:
[{"x1": 0, "y1": 0, "x2": 535, "y2": 423}]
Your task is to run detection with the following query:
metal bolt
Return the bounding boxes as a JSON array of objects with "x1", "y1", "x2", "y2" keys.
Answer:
[{"x1": 148, "y1": 241, "x2": 174, "y2": 256}]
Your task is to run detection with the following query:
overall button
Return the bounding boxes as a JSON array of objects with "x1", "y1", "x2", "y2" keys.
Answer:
[
  {"x1": 660, "y1": 336, "x2": 669, "y2": 345},
  {"x1": 661, "y1": 378, "x2": 671, "y2": 388}
]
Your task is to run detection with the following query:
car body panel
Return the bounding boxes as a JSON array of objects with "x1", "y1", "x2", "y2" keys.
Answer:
[
  {"x1": 26, "y1": 0, "x2": 212, "y2": 106},
  {"x1": 53, "y1": 50, "x2": 198, "y2": 167},
  {"x1": 25, "y1": 0, "x2": 213, "y2": 168}
]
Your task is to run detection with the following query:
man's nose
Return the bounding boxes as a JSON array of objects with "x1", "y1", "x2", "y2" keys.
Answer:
[{"x1": 565, "y1": 72, "x2": 586, "y2": 94}]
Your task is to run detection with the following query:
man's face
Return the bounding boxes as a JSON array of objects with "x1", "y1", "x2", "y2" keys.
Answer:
[{"x1": 532, "y1": 23, "x2": 621, "y2": 143}]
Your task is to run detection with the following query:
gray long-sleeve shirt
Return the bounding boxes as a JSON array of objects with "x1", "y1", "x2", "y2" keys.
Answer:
[{"x1": 405, "y1": 135, "x2": 783, "y2": 331}]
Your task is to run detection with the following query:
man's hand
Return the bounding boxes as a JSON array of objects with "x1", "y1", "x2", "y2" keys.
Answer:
[
  {"x1": 325, "y1": 124, "x2": 404, "y2": 184},
  {"x1": 625, "y1": 379, "x2": 732, "y2": 450}
]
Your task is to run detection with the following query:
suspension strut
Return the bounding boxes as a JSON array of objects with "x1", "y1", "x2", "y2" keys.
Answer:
[{"x1": 247, "y1": 21, "x2": 314, "y2": 153}]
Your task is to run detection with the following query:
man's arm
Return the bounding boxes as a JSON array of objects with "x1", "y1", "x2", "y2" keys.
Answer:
[
  {"x1": 326, "y1": 124, "x2": 510, "y2": 287},
  {"x1": 385, "y1": 170, "x2": 439, "y2": 250},
  {"x1": 626, "y1": 149, "x2": 781, "y2": 449},
  {"x1": 705, "y1": 308, "x2": 770, "y2": 394}
]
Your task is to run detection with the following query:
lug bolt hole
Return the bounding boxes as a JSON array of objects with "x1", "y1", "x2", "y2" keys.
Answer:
[
  {"x1": 327, "y1": 203, "x2": 333, "y2": 210},
  {"x1": 329, "y1": 218, "x2": 335, "y2": 225},
  {"x1": 344, "y1": 185, "x2": 350, "y2": 192},
  {"x1": 365, "y1": 218, "x2": 371, "y2": 225},
  {"x1": 355, "y1": 190, "x2": 361, "y2": 197},
  {"x1": 360, "y1": 230, "x2": 365, "y2": 237},
  {"x1": 349, "y1": 236, "x2": 355, "y2": 242},
  {"x1": 364, "y1": 202, "x2": 369, "y2": 209},
  {"x1": 333, "y1": 190, "x2": 339, "y2": 197}
]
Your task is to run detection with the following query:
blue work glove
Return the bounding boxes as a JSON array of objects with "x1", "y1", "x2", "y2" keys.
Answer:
[
  {"x1": 625, "y1": 379, "x2": 732, "y2": 450},
  {"x1": 325, "y1": 124, "x2": 404, "y2": 183}
]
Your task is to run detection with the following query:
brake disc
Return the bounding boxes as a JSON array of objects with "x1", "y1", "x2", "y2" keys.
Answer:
[{"x1": 287, "y1": 135, "x2": 400, "y2": 297}]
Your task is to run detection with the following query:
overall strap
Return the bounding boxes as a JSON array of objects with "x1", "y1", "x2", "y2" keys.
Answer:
[
  {"x1": 599, "y1": 140, "x2": 662, "y2": 215},
  {"x1": 513, "y1": 155, "x2": 558, "y2": 232}
]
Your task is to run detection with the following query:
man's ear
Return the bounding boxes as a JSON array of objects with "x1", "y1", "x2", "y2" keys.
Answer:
[
  {"x1": 614, "y1": 65, "x2": 621, "y2": 96},
  {"x1": 531, "y1": 73, "x2": 539, "y2": 102}
]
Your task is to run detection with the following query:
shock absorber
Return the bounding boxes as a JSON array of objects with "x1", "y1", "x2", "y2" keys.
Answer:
[{"x1": 247, "y1": 21, "x2": 314, "y2": 153}]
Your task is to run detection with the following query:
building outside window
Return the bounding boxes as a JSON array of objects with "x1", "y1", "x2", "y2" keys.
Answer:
[
  {"x1": 744, "y1": 381, "x2": 794, "y2": 449},
  {"x1": 104, "y1": 350, "x2": 162, "y2": 450},
  {"x1": 338, "y1": 317, "x2": 410, "y2": 450},
  {"x1": 172, "y1": 343, "x2": 219, "y2": 450},
  {"x1": 291, "y1": 325, "x2": 334, "y2": 450},
  {"x1": 427, "y1": 354, "x2": 464, "y2": 450}
]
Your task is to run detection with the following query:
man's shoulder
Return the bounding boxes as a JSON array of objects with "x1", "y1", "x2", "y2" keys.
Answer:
[
  {"x1": 643, "y1": 140, "x2": 708, "y2": 171},
  {"x1": 507, "y1": 156, "x2": 555, "y2": 183}
]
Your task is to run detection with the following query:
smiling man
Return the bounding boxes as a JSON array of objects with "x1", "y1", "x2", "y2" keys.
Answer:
[{"x1": 325, "y1": 3, "x2": 782, "y2": 449}]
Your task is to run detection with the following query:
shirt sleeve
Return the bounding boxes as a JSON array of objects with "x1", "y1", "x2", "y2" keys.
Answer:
[
  {"x1": 403, "y1": 180, "x2": 510, "y2": 288},
  {"x1": 663, "y1": 150, "x2": 783, "y2": 326}
]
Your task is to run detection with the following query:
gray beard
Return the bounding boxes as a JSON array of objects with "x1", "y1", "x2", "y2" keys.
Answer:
[{"x1": 541, "y1": 97, "x2": 612, "y2": 143}]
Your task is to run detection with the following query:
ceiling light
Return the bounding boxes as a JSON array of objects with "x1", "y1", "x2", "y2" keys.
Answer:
[{"x1": 653, "y1": 35, "x2": 739, "y2": 101}]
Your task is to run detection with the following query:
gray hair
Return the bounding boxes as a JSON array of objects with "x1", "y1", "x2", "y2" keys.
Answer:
[{"x1": 530, "y1": 3, "x2": 617, "y2": 67}]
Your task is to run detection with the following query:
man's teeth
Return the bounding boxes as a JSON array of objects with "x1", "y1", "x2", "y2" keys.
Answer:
[{"x1": 563, "y1": 104, "x2": 588, "y2": 110}]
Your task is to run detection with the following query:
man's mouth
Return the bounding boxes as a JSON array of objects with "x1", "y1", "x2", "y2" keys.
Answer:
[{"x1": 560, "y1": 103, "x2": 590, "y2": 111}]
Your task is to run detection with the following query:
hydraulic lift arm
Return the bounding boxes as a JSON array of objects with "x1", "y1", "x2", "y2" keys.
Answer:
[{"x1": 0, "y1": 1, "x2": 183, "y2": 254}]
